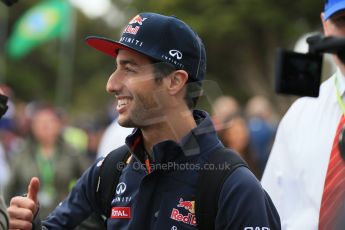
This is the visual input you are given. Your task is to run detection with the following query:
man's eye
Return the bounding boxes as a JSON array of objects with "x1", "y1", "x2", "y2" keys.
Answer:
[{"x1": 124, "y1": 67, "x2": 136, "y2": 73}]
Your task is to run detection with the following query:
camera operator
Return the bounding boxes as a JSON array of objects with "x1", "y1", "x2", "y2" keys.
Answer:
[{"x1": 262, "y1": 0, "x2": 345, "y2": 229}]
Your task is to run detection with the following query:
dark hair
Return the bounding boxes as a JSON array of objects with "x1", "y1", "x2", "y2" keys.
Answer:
[{"x1": 152, "y1": 61, "x2": 202, "y2": 109}]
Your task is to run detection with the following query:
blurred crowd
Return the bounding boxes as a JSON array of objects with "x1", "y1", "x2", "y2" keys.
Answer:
[
  {"x1": 0, "y1": 82, "x2": 279, "y2": 220},
  {"x1": 211, "y1": 95, "x2": 279, "y2": 180},
  {"x1": 0, "y1": 85, "x2": 111, "y2": 217}
]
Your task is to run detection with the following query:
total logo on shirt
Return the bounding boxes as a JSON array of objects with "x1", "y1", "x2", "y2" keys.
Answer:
[
  {"x1": 170, "y1": 198, "x2": 197, "y2": 226},
  {"x1": 111, "y1": 207, "x2": 131, "y2": 219}
]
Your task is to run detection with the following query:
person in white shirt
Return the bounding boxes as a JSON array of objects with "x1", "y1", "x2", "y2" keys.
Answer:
[
  {"x1": 96, "y1": 117, "x2": 133, "y2": 158},
  {"x1": 261, "y1": 0, "x2": 345, "y2": 229}
]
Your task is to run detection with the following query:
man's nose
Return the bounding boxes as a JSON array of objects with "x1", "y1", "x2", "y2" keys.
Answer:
[{"x1": 106, "y1": 70, "x2": 124, "y2": 93}]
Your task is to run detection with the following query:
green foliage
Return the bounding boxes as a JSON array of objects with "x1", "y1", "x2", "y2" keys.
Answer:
[{"x1": 129, "y1": 0, "x2": 324, "y2": 111}]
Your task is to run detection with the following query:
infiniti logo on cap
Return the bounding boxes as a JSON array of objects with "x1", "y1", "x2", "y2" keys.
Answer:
[{"x1": 169, "y1": 49, "x2": 183, "y2": 60}]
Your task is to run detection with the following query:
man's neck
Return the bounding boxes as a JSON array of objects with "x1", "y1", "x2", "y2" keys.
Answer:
[{"x1": 141, "y1": 109, "x2": 197, "y2": 153}]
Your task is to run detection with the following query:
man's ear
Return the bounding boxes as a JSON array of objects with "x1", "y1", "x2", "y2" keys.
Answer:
[
  {"x1": 166, "y1": 70, "x2": 189, "y2": 95},
  {"x1": 321, "y1": 12, "x2": 330, "y2": 36}
]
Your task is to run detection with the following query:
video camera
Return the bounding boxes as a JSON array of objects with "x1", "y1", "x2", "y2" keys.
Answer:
[
  {"x1": 275, "y1": 34, "x2": 345, "y2": 97},
  {"x1": 1, "y1": 0, "x2": 18, "y2": 6}
]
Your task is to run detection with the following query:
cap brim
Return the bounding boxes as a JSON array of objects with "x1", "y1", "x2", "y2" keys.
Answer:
[
  {"x1": 85, "y1": 36, "x2": 138, "y2": 58},
  {"x1": 324, "y1": 2, "x2": 345, "y2": 20}
]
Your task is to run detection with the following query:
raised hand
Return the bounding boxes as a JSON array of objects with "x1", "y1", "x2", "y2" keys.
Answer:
[{"x1": 7, "y1": 177, "x2": 40, "y2": 230}]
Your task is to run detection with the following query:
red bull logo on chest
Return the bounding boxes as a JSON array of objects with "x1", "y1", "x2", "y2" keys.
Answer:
[
  {"x1": 170, "y1": 198, "x2": 197, "y2": 226},
  {"x1": 177, "y1": 198, "x2": 195, "y2": 214}
]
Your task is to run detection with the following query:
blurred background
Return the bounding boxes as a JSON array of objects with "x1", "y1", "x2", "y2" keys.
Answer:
[
  {"x1": 0, "y1": 0, "x2": 325, "y2": 120},
  {"x1": 0, "y1": 0, "x2": 328, "y2": 197}
]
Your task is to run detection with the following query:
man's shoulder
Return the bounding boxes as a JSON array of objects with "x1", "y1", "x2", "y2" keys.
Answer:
[
  {"x1": 222, "y1": 166, "x2": 261, "y2": 192},
  {"x1": 218, "y1": 166, "x2": 280, "y2": 224},
  {"x1": 221, "y1": 166, "x2": 279, "y2": 212}
]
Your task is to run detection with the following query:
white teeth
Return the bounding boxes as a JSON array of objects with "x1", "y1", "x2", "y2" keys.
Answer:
[{"x1": 117, "y1": 98, "x2": 130, "y2": 108}]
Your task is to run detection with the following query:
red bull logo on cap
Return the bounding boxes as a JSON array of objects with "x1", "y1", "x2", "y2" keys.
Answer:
[
  {"x1": 123, "y1": 15, "x2": 147, "y2": 35},
  {"x1": 129, "y1": 15, "x2": 147, "y2": 25}
]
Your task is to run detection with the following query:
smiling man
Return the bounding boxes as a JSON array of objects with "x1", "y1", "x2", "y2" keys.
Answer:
[{"x1": 7, "y1": 12, "x2": 280, "y2": 230}]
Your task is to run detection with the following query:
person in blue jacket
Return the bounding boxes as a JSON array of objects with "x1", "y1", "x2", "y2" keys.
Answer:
[{"x1": 7, "y1": 12, "x2": 280, "y2": 230}]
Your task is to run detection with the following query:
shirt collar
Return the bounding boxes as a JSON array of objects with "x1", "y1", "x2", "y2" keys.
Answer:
[{"x1": 125, "y1": 110, "x2": 222, "y2": 163}]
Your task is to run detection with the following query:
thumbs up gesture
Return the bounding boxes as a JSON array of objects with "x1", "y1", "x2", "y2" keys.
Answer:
[{"x1": 7, "y1": 177, "x2": 40, "y2": 230}]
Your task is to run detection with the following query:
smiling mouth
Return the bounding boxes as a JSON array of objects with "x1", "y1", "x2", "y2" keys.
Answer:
[{"x1": 117, "y1": 98, "x2": 131, "y2": 111}]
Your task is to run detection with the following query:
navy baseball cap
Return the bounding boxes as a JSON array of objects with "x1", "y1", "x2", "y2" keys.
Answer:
[
  {"x1": 86, "y1": 12, "x2": 206, "y2": 82},
  {"x1": 324, "y1": 0, "x2": 345, "y2": 20}
]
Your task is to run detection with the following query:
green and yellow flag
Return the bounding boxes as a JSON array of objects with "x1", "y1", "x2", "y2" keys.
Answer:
[{"x1": 6, "y1": 0, "x2": 72, "y2": 59}]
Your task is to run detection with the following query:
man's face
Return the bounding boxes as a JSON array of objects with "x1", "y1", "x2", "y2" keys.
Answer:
[
  {"x1": 322, "y1": 10, "x2": 345, "y2": 71},
  {"x1": 106, "y1": 49, "x2": 168, "y2": 128}
]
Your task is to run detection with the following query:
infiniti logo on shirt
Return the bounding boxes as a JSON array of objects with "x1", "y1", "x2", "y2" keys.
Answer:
[
  {"x1": 116, "y1": 182, "x2": 127, "y2": 195},
  {"x1": 169, "y1": 49, "x2": 183, "y2": 60}
]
